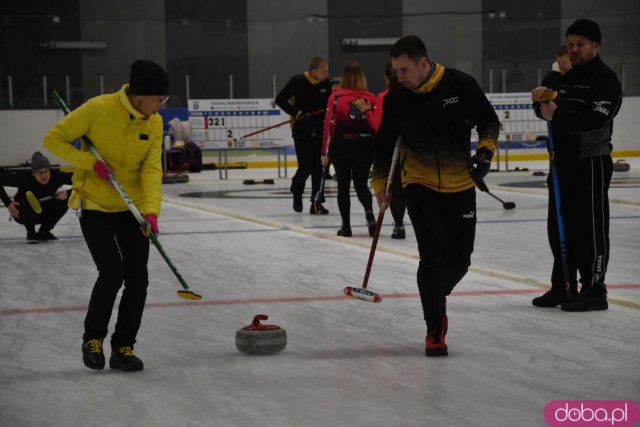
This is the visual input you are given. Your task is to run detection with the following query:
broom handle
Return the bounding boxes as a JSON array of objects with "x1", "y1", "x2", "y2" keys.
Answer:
[
  {"x1": 51, "y1": 91, "x2": 192, "y2": 292},
  {"x1": 361, "y1": 136, "x2": 401, "y2": 289}
]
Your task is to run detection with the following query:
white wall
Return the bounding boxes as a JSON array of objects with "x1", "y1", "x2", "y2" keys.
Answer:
[
  {"x1": 0, "y1": 110, "x2": 65, "y2": 166},
  {"x1": 1, "y1": 97, "x2": 639, "y2": 167}
]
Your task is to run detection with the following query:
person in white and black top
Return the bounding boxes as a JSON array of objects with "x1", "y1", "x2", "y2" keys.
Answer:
[{"x1": 531, "y1": 19, "x2": 623, "y2": 312}]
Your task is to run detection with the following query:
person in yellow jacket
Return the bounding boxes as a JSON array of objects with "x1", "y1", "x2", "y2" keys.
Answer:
[
  {"x1": 43, "y1": 59, "x2": 169, "y2": 372},
  {"x1": 372, "y1": 36, "x2": 499, "y2": 357}
]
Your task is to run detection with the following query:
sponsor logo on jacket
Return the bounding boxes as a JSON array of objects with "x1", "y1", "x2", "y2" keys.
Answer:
[
  {"x1": 592, "y1": 100, "x2": 611, "y2": 116},
  {"x1": 443, "y1": 96, "x2": 459, "y2": 107}
]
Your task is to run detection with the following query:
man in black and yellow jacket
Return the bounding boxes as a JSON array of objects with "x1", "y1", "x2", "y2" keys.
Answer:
[
  {"x1": 372, "y1": 35, "x2": 500, "y2": 357},
  {"x1": 275, "y1": 57, "x2": 331, "y2": 214}
]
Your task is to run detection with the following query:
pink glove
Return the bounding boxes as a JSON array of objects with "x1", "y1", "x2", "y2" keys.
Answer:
[
  {"x1": 93, "y1": 160, "x2": 110, "y2": 180},
  {"x1": 145, "y1": 215, "x2": 159, "y2": 234}
]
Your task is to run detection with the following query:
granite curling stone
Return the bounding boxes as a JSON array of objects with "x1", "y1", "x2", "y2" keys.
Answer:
[
  {"x1": 613, "y1": 159, "x2": 630, "y2": 172},
  {"x1": 235, "y1": 314, "x2": 287, "y2": 355}
]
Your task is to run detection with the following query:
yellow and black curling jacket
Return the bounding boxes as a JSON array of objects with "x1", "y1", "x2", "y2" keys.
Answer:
[
  {"x1": 274, "y1": 71, "x2": 331, "y2": 138},
  {"x1": 43, "y1": 84, "x2": 163, "y2": 216},
  {"x1": 371, "y1": 63, "x2": 499, "y2": 194}
]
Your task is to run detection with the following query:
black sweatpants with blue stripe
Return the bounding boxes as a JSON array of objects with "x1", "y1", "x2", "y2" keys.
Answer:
[{"x1": 548, "y1": 155, "x2": 613, "y2": 294}]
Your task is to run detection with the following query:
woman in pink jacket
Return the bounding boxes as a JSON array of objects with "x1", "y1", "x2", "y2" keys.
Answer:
[{"x1": 321, "y1": 61, "x2": 379, "y2": 237}]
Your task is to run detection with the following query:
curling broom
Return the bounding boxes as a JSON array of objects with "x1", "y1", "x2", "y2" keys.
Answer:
[
  {"x1": 343, "y1": 136, "x2": 401, "y2": 303},
  {"x1": 52, "y1": 91, "x2": 202, "y2": 301}
]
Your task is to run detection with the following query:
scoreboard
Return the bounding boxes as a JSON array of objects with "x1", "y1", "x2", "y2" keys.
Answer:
[
  {"x1": 485, "y1": 92, "x2": 548, "y2": 148},
  {"x1": 188, "y1": 99, "x2": 294, "y2": 149},
  {"x1": 189, "y1": 94, "x2": 546, "y2": 150}
]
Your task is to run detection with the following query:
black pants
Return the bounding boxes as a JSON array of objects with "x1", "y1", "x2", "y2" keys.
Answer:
[
  {"x1": 80, "y1": 210, "x2": 150, "y2": 348},
  {"x1": 405, "y1": 185, "x2": 476, "y2": 334},
  {"x1": 290, "y1": 132, "x2": 323, "y2": 201},
  {"x1": 548, "y1": 155, "x2": 612, "y2": 293},
  {"x1": 331, "y1": 139, "x2": 373, "y2": 227},
  {"x1": 389, "y1": 166, "x2": 406, "y2": 226},
  {"x1": 14, "y1": 199, "x2": 68, "y2": 233}
]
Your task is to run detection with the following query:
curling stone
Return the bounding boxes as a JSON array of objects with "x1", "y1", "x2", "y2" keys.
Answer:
[
  {"x1": 235, "y1": 314, "x2": 287, "y2": 355},
  {"x1": 613, "y1": 159, "x2": 630, "y2": 172},
  {"x1": 532, "y1": 171, "x2": 546, "y2": 177},
  {"x1": 162, "y1": 173, "x2": 190, "y2": 184}
]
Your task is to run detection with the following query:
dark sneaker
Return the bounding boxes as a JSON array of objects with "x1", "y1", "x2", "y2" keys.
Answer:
[
  {"x1": 110, "y1": 346, "x2": 144, "y2": 372},
  {"x1": 293, "y1": 194, "x2": 303, "y2": 213},
  {"x1": 337, "y1": 226, "x2": 352, "y2": 237},
  {"x1": 561, "y1": 289, "x2": 608, "y2": 312},
  {"x1": 310, "y1": 201, "x2": 329, "y2": 215},
  {"x1": 391, "y1": 224, "x2": 406, "y2": 239},
  {"x1": 425, "y1": 331, "x2": 448, "y2": 357},
  {"x1": 26, "y1": 232, "x2": 39, "y2": 244},
  {"x1": 82, "y1": 338, "x2": 105, "y2": 370},
  {"x1": 532, "y1": 290, "x2": 566, "y2": 307},
  {"x1": 365, "y1": 211, "x2": 376, "y2": 237},
  {"x1": 36, "y1": 230, "x2": 58, "y2": 241}
]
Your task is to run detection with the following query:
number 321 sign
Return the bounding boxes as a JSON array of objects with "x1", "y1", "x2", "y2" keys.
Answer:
[{"x1": 188, "y1": 98, "x2": 293, "y2": 149}]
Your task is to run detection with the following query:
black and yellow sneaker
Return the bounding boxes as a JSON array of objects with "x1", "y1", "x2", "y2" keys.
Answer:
[
  {"x1": 82, "y1": 338, "x2": 105, "y2": 370},
  {"x1": 309, "y1": 201, "x2": 329, "y2": 215},
  {"x1": 110, "y1": 346, "x2": 144, "y2": 372}
]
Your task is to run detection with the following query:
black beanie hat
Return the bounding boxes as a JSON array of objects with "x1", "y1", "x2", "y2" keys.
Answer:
[
  {"x1": 566, "y1": 18, "x2": 602, "y2": 44},
  {"x1": 129, "y1": 60, "x2": 170, "y2": 95},
  {"x1": 31, "y1": 151, "x2": 51, "y2": 172}
]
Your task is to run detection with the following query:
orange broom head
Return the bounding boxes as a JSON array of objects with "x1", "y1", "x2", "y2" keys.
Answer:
[{"x1": 176, "y1": 290, "x2": 202, "y2": 300}]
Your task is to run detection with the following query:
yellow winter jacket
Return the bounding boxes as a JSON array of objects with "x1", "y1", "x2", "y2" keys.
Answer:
[{"x1": 43, "y1": 84, "x2": 163, "y2": 216}]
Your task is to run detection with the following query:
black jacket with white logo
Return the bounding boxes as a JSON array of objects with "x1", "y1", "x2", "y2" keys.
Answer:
[
  {"x1": 536, "y1": 55, "x2": 622, "y2": 163},
  {"x1": 372, "y1": 63, "x2": 499, "y2": 193}
]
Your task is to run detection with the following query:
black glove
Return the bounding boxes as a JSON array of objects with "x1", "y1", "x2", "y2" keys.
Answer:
[
  {"x1": 469, "y1": 148, "x2": 493, "y2": 181},
  {"x1": 474, "y1": 178, "x2": 489, "y2": 192}
]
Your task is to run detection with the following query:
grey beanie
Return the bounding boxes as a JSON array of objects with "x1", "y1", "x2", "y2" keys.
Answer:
[{"x1": 31, "y1": 151, "x2": 51, "y2": 172}]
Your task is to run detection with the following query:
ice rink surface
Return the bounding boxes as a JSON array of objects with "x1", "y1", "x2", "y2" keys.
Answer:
[{"x1": 1, "y1": 160, "x2": 639, "y2": 427}]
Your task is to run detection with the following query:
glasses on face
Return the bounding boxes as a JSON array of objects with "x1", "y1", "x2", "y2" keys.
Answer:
[{"x1": 159, "y1": 96, "x2": 169, "y2": 106}]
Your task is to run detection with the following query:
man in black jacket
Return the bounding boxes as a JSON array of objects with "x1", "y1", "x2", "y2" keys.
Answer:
[
  {"x1": 0, "y1": 152, "x2": 72, "y2": 243},
  {"x1": 371, "y1": 35, "x2": 499, "y2": 356},
  {"x1": 275, "y1": 57, "x2": 331, "y2": 214},
  {"x1": 531, "y1": 19, "x2": 622, "y2": 312}
]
